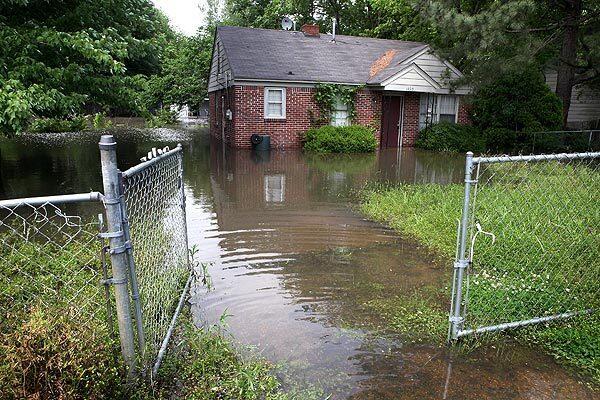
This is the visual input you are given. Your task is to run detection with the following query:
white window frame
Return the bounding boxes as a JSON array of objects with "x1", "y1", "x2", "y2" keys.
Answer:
[
  {"x1": 330, "y1": 97, "x2": 350, "y2": 127},
  {"x1": 264, "y1": 87, "x2": 286, "y2": 119},
  {"x1": 419, "y1": 94, "x2": 459, "y2": 130}
]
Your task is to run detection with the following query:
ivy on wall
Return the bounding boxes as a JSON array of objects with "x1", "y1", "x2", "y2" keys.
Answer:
[{"x1": 310, "y1": 83, "x2": 362, "y2": 126}]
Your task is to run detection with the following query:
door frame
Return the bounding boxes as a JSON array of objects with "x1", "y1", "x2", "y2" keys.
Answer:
[{"x1": 381, "y1": 94, "x2": 405, "y2": 148}]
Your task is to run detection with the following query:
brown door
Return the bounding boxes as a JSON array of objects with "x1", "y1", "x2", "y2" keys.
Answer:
[{"x1": 381, "y1": 96, "x2": 404, "y2": 147}]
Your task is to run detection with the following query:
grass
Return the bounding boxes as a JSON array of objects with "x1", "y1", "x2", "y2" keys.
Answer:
[
  {"x1": 360, "y1": 161, "x2": 600, "y2": 384},
  {"x1": 0, "y1": 228, "x2": 288, "y2": 399}
]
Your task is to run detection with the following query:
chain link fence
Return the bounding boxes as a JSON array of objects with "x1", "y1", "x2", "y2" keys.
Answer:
[
  {"x1": 121, "y1": 145, "x2": 191, "y2": 373},
  {"x1": 0, "y1": 136, "x2": 191, "y2": 387},
  {"x1": 0, "y1": 194, "x2": 119, "y2": 394},
  {"x1": 449, "y1": 152, "x2": 600, "y2": 339}
]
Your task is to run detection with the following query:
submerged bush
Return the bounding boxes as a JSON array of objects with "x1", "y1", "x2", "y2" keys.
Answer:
[
  {"x1": 304, "y1": 125, "x2": 377, "y2": 153},
  {"x1": 416, "y1": 122, "x2": 485, "y2": 153},
  {"x1": 145, "y1": 108, "x2": 178, "y2": 128},
  {"x1": 28, "y1": 116, "x2": 87, "y2": 133}
]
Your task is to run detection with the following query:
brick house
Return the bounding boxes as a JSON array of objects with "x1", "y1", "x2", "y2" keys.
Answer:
[{"x1": 208, "y1": 25, "x2": 471, "y2": 149}]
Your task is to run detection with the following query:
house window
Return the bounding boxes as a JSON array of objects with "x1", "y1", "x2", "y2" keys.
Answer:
[
  {"x1": 264, "y1": 87, "x2": 286, "y2": 119},
  {"x1": 419, "y1": 94, "x2": 458, "y2": 130},
  {"x1": 331, "y1": 98, "x2": 349, "y2": 127}
]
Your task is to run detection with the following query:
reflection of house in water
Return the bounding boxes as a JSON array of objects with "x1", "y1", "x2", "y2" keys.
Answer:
[{"x1": 207, "y1": 145, "x2": 463, "y2": 257}]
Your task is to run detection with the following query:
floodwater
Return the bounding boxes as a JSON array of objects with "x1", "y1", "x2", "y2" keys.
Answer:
[{"x1": 1, "y1": 127, "x2": 597, "y2": 399}]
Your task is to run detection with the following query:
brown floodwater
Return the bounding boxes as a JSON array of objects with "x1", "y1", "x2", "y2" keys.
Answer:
[{"x1": 0, "y1": 127, "x2": 596, "y2": 399}]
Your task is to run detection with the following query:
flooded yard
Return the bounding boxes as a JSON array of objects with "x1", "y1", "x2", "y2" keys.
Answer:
[{"x1": 1, "y1": 127, "x2": 597, "y2": 399}]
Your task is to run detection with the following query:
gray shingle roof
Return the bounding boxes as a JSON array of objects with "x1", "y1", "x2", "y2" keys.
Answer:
[{"x1": 217, "y1": 26, "x2": 428, "y2": 85}]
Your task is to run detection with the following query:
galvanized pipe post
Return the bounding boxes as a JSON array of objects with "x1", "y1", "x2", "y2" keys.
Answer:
[
  {"x1": 99, "y1": 135, "x2": 137, "y2": 377},
  {"x1": 117, "y1": 183, "x2": 146, "y2": 358},
  {"x1": 449, "y1": 151, "x2": 475, "y2": 340}
]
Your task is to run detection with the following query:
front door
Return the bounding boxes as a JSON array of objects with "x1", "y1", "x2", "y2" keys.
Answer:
[{"x1": 381, "y1": 96, "x2": 404, "y2": 147}]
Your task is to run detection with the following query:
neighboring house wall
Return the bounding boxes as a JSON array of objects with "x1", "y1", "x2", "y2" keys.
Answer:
[{"x1": 545, "y1": 71, "x2": 600, "y2": 128}]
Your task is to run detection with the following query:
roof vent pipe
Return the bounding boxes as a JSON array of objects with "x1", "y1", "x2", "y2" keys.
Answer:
[{"x1": 332, "y1": 19, "x2": 336, "y2": 42}]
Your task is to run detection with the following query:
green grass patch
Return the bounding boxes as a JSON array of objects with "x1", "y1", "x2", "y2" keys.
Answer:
[
  {"x1": 364, "y1": 290, "x2": 447, "y2": 343},
  {"x1": 1, "y1": 230, "x2": 288, "y2": 398},
  {"x1": 360, "y1": 161, "x2": 600, "y2": 384}
]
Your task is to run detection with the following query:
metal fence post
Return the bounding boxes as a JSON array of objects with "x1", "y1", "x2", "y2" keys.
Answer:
[
  {"x1": 117, "y1": 174, "x2": 146, "y2": 358},
  {"x1": 99, "y1": 135, "x2": 137, "y2": 376},
  {"x1": 449, "y1": 151, "x2": 474, "y2": 341}
]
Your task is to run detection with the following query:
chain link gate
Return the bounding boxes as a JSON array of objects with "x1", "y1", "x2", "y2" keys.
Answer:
[
  {"x1": 449, "y1": 151, "x2": 600, "y2": 340},
  {"x1": 119, "y1": 142, "x2": 191, "y2": 375},
  {"x1": 0, "y1": 134, "x2": 191, "y2": 384}
]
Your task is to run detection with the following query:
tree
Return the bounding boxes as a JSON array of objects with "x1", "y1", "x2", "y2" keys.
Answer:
[
  {"x1": 0, "y1": 0, "x2": 173, "y2": 135},
  {"x1": 415, "y1": 0, "x2": 600, "y2": 127}
]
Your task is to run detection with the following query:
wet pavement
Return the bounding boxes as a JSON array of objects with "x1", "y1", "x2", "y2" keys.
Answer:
[{"x1": 1, "y1": 127, "x2": 596, "y2": 399}]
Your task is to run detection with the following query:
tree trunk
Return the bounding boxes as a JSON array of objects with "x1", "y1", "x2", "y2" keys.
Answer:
[{"x1": 555, "y1": 0, "x2": 582, "y2": 128}]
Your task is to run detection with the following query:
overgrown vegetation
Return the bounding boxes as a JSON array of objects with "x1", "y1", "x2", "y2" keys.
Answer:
[
  {"x1": 304, "y1": 125, "x2": 377, "y2": 153},
  {"x1": 0, "y1": 233, "x2": 288, "y2": 398},
  {"x1": 144, "y1": 108, "x2": 179, "y2": 128},
  {"x1": 310, "y1": 83, "x2": 361, "y2": 126},
  {"x1": 0, "y1": 0, "x2": 213, "y2": 136},
  {"x1": 28, "y1": 116, "x2": 88, "y2": 133},
  {"x1": 416, "y1": 122, "x2": 485, "y2": 153},
  {"x1": 360, "y1": 163, "x2": 600, "y2": 384},
  {"x1": 416, "y1": 68, "x2": 572, "y2": 154}
]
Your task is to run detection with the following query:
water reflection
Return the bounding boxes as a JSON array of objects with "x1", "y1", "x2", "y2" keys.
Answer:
[{"x1": 1, "y1": 129, "x2": 596, "y2": 399}]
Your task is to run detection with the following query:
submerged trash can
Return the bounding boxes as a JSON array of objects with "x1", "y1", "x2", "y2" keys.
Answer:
[{"x1": 250, "y1": 134, "x2": 270, "y2": 151}]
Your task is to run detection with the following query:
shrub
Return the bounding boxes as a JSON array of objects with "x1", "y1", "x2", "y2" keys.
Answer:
[
  {"x1": 304, "y1": 125, "x2": 377, "y2": 153},
  {"x1": 482, "y1": 127, "x2": 517, "y2": 153},
  {"x1": 28, "y1": 116, "x2": 87, "y2": 133},
  {"x1": 416, "y1": 122, "x2": 485, "y2": 153},
  {"x1": 471, "y1": 67, "x2": 563, "y2": 133},
  {"x1": 92, "y1": 112, "x2": 113, "y2": 129},
  {"x1": 145, "y1": 108, "x2": 178, "y2": 128}
]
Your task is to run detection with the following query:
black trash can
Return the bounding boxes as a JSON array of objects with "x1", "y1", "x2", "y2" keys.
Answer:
[{"x1": 250, "y1": 134, "x2": 270, "y2": 151}]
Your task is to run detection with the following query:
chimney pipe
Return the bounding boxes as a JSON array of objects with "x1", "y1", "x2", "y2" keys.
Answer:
[{"x1": 300, "y1": 24, "x2": 320, "y2": 37}]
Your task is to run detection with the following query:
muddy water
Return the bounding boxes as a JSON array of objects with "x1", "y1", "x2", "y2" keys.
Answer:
[{"x1": 0, "y1": 128, "x2": 596, "y2": 399}]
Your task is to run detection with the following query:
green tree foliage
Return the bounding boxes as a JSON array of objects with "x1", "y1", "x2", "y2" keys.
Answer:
[
  {"x1": 144, "y1": 31, "x2": 213, "y2": 113},
  {"x1": 221, "y1": 0, "x2": 437, "y2": 42},
  {"x1": 471, "y1": 68, "x2": 563, "y2": 133},
  {"x1": 415, "y1": 0, "x2": 600, "y2": 126},
  {"x1": 0, "y1": 0, "x2": 173, "y2": 135}
]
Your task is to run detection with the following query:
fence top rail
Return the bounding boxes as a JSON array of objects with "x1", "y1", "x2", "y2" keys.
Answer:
[
  {"x1": 0, "y1": 192, "x2": 103, "y2": 209},
  {"x1": 121, "y1": 144, "x2": 182, "y2": 179},
  {"x1": 472, "y1": 151, "x2": 600, "y2": 165}
]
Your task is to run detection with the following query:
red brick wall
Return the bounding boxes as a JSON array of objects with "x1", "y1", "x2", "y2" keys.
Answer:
[
  {"x1": 209, "y1": 87, "x2": 235, "y2": 144},
  {"x1": 210, "y1": 85, "x2": 382, "y2": 149},
  {"x1": 209, "y1": 85, "x2": 470, "y2": 149},
  {"x1": 401, "y1": 92, "x2": 420, "y2": 147},
  {"x1": 458, "y1": 98, "x2": 472, "y2": 125},
  {"x1": 355, "y1": 89, "x2": 382, "y2": 144}
]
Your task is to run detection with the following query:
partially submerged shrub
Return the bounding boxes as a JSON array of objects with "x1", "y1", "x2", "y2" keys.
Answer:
[
  {"x1": 145, "y1": 108, "x2": 178, "y2": 128},
  {"x1": 28, "y1": 116, "x2": 87, "y2": 133},
  {"x1": 416, "y1": 122, "x2": 485, "y2": 153},
  {"x1": 92, "y1": 112, "x2": 113, "y2": 129},
  {"x1": 304, "y1": 125, "x2": 377, "y2": 153}
]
